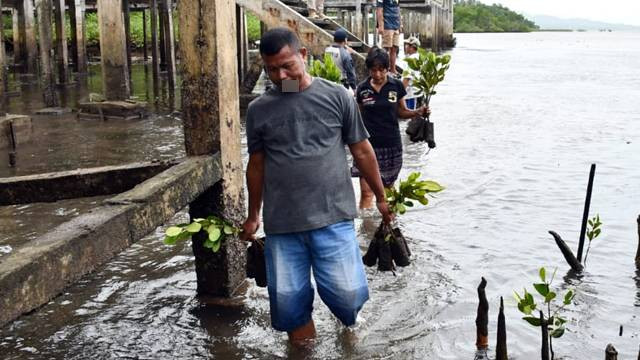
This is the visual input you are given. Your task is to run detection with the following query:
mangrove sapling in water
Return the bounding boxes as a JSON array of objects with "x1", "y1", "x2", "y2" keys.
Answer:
[
  {"x1": 514, "y1": 267, "x2": 576, "y2": 360},
  {"x1": 583, "y1": 214, "x2": 602, "y2": 266},
  {"x1": 362, "y1": 172, "x2": 444, "y2": 271},
  {"x1": 163, "y1": 216, "x2": 239, "y2": 253}
]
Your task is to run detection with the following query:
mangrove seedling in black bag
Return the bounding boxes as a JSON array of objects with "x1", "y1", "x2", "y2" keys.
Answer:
[{"x1": 362, "y1": 172, "x2": 444, "y2": 272}]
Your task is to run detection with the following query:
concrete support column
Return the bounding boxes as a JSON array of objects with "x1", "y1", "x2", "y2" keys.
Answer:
[
  {"x1": 0, "y1": 1, "x2": 6, "y2": 98},
  {"x1": 35, "y1": 0, "x2": 59, "y2": 106},
  {"x1": 178, "y1": 0, "x2": 246, "y2": 297},
  {"x1": 69, "y1": 0, "x2": 87, "y2": 74},
  {"x1": 160, "y1": 0, "x2": 176, "y2": 90},
  {"x1": 354, "y1": 0, "x2": 363, "y2": 41},
  {"x1": 362, "y1": 5, "x2": 370, "y2": 46},
  {"x1": 122, "y1": 0, "x2": 132, "y2": 73},
  {"x1": 23, "y1": 0, "x2": 38, "y2": 75},
  {"x1": 97, "y1": 0, "x2": 130, "y2": 100},
  {"x1": 54, "y1": 0, "x2": 70, "y2": 84}
]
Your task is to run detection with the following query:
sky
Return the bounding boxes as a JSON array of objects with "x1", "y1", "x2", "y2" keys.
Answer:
[{"x1": 476, "y1": 0, "x2": 640, "y2": 26}]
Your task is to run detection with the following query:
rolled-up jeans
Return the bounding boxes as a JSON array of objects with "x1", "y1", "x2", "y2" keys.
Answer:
[
  {"x1": 265, "y1": 220, "x2": 369, "y2": 332},
  {"x1": 307, "y1": 0, "x2": 324, "y2": 13}
]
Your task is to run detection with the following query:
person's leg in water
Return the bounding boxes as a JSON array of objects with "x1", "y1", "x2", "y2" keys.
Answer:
[
  {"x1": 359, "y1": 177, "x2": 374, "y2": 209},
  {"x1": 288, "y1": 319, "x2": 316, "y2": 346}
]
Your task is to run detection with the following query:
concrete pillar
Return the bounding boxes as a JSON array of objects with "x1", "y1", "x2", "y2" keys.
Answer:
[
  {"x1": 35, "y1": 0, "x2": 59, "y2": 106},
  {"x1": 149, "y1": 0, "x2": 160, "y2": 91},
  {"x1": 354, "y1": 0, "x2": 363, "y2": 41},
  {"x1": 160, "y1": 0, "x2": 176, "y2": 89},
  {"x1": 12, "y1": 9, "x2": 22, "y2": 67},
  {"x1": 70, "y1": 0, "x2": 87, "y2": 74},
  {"x1": 97, "y1": 0, "x2": 130, "y2": 100},
  {"x1": 363, "y1": 5, "x2": 370, "y2": 46},
  {"x1": 23, "y1": 0, "x2": 38, "y2": 75},
  {"x1": 178, "y1": 0, "x2": 246, "y2": 297},
  {"x1": 158, "y1": 4, "x2": 166, "y2": 68},
  {"x1": 54, "y1": 0, "x2": 70, "y2": 84}
]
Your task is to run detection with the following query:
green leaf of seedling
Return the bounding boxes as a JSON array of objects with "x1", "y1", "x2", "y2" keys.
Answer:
[
  {"x1": 209, "y1": 227, "x2": 221, "y2": 242},
  {"x1": 193, "y1": 218, "x2": 205, "y2": 222},
  {"x1": 384, "y1": 233, "x2": 392, "y2": 242},
  {"x1": 522, "y1": 305, "x2": 532, "y2": 315},
  {"x1": 211, "y1": 238, "x2": 222, "y2": 252},
  {"x1": 539, "y1": 267, "x2": 546, "y2": 282},
  {"x1": 404, "y1": 201, "x2": 414, "y2": 207},
  {"x1": 419, "y1": 181, "x2": 444, "y2": 192},
  {"x1": 203, "y1": 240, "x2": 214, "y2": 248},
  {"x1": 563, "y1": 290, "x2": 574, "y2": 305},
  {"x1": 534, "y1": 283, "x2": 549, "y2": 297},
  {"x1": 166, "y1": 226, "x2": 183, "y2": 237},
  {"x1": 223, "y1": 225, "x2": 235, "y2": 235},
  {"x1": 185, "y1": 222, "x2": 202, "y2": 233},
  {"x1": 549, "y1": 326, "x2": 565, "y2": 338},
  {"x1": 418, "y1": 197, "x2": 429, "y2": 205},
  {"x1": 524, "y1": 290, "x2": 535, "y2": 305},
  {"x1": 164, "y1": 236, "x2": 178, "y2": 245},
  {"x1": 522, "y1": 316, "x2": 542, "y2": 327},
  {"x1": 545, "y1": 291, "x2": 557, "y2": 303}
]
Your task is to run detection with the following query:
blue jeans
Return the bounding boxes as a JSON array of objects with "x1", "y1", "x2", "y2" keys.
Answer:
[{"x1": 265, "y1": 220, "x2": 369, "y2": 332}]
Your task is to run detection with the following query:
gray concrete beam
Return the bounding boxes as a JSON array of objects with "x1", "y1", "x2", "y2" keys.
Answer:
[{"x1": 0, "y1": 154, "x2": 222, "y2": 327}]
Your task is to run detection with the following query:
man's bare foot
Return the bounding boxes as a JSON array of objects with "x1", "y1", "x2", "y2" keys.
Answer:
[{"x1": 288, "y1": 319, "x2": 316, "y2": 347}]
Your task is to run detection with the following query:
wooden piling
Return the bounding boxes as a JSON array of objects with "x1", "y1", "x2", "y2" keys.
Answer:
[
  {"x1": 123, "y1": 0, "x2": 132, "y2": 74},
  {"x1": 23, "y1": 0, "x2": 38, "y2": 75},
  {"x1": 605, "y1": 344, "x2": 618, "y2": 360},
  {"x1": 12, "y1": 9, "x2": 22, "y2": 68},
  {"x1": 69, "y1": 0, "x2": 78, "y2": 72},
  {"x1": 142, "y1": 8, "x2": 148, "y2": 61},
  {"x1": 149, "y1": 0, "x2": 160, "y2": 91},
  {"x1": 635, "y1": 215, "x2": 640, "y2": 266},
  {"x1": 0, "y1": 0, "x2": 6, "y2": 97},
  {"x1": 179, "y1": 0, "x2": 246, "y2": 297},
  {"x1": 549, "y1": 230, "x2": 584, "y2": 272},
  {"x1": 475, "y1": 277, "x2": 489, "y2": 350},
  {"x1": 36, "y1": 0, "x2": 60, "y2": 107},
  {"x1": 97, "y1": 0, "x2": 131, "y2": 101},
  {"x1": 160, "y1": 0, "x2": 176, "y2": 90},
  {"x1": 54, "y1": 0, "x2": 70, "y2": 84},
  {"x1": 8, "y1": 121, "x2": 16, "y2": 167},
  {"x1": 577, "y1": 164, "x2": 596, "y2": 262},
  {"x1": 74, "y1": 0, "x2": 88, "y2": 74},
  {"x1": 496, "y1": 296, "x2": 508, "y2": 360},
  {"x1": 236, "y1": 5, "x2": 248, "y2": 85}
]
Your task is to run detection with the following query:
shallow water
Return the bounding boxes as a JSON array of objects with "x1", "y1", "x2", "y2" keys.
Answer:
[{"x1": 2, "y1": 31, "x2": 640, "y2": 359}]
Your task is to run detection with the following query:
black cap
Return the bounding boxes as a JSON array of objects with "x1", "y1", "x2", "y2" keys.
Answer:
[{"x1": 333, "y1": 28, "x2": 348, "y2": 42}]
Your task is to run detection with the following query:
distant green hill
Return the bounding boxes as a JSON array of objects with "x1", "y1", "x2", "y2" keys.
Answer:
[{"x1": 454, "y1": 0, "x2": 539, "y2": 33}]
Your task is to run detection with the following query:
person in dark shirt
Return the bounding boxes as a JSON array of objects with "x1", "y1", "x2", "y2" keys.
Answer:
[
  {"x1": 353, "y1": 47, "x2": 430, "y2": 209},
  {"x1": 376, "y1": 0, "x2": 402, "y2": 75},
  {"x1": 325, "y1": 28, "x2": 357, "y2": 93}
]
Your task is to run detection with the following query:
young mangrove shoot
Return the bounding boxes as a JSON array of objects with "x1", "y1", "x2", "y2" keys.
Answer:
[{"x1": 163, "y1": 216, "x2": 239, "y2": 253}]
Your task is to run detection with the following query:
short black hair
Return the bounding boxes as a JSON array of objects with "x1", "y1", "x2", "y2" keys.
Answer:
[
  {"x1": 259, "y1": 27, "x2": 301, "y2": 56},
  {"x1": 365, "y1": 47, "x2": 390, "y2": 70}
]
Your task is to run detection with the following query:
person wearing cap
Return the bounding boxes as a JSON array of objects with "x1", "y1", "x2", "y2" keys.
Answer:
[
  {"x1": 401, "y1": 36, "x2": 421, "y2": 110},
  {"x1": 376, "y1": 0, "x2": 402, "y2": 75},
  {"x1": 325, "y1": 28, "x2": 358, "y2": 93},
  {"x1": 307, "y1": 0, "x2": 326, "y2": 19}
]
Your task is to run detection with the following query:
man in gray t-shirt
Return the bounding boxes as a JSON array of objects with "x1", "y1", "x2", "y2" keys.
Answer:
[{"x1": 241, "y1": 28, "x2": 393, "y2": 345}]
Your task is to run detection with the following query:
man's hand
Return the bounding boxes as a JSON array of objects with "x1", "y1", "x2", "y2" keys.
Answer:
[
  {"x1": 417, "y1": 105, "x2": 431, "y2": 117},
  {"x1": 240, "y1": 217, "x2": 260, "y2": 241},
  {"x1": 376, "y1": 200, "x2": 395, "y2": 224},
  {"x1": 377, "y1": 26, "x2": 384, "y2": 35}
]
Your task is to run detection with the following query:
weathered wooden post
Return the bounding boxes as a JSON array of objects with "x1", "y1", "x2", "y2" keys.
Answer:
[
  {"x1": 35, "y1": 0, "x2": 60, "y2": 107},
  {"x1": 161, "y1": 0, "x2": 176, "y2": 90},
  {"x1": 12, "y1": 8, "x2": 22, "y2": 68},
  {"x1": 496, "y1": 297, "x2": 508, "y2": 360},
  {"x1": 73, "y1": 0, "x2": 88, "y2": 74},
  {"x1": 142, "y1": 7, "x2": 148, "y2": 61},
  {"x1": 577, "y1": 164, "x2": 596, "y2": 263},
  {"x1": 549, "y1": 230, "x2": 584, "y2": 272},
  {"x1": 475, "y1": 277, "x2": 489, "y2": 352},
  {"x1": 540, "y1": 311, "x2": 550, "y2": 360},
  {"x1": 179, "y1": 0, "x2": 246, "y2": 297},
  {"x1": 636, "y1": 215, "x2": 640, "y2": 266},
  {"x1": 0, "y1": 0, "x2": 6, "y2": 98},
  {"x1": 97, "y1": 0, "x2": 130, "y2": 100},
  {"x1": 53, "y1": 0, "x2": 70, "y2": 84},
  {"x1": 236, "y1": 5, "x2": 248, "y2": 85},
  {"x1": 23, "y1": 0, "x2": 38, "y2": 75},
  {"x1": 605, "y1": 344, "x2": 618, "y2": 360},
  {"x1": 149, "y1": 0, "x2": 160, "y2": 91},
  {"x1": 123, "y1": 0, "x2": 132, "y2": 74}
]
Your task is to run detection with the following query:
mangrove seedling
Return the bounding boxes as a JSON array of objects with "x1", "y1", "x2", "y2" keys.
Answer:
[
  {"x1": 164, "y1": 216, "x2": 239, "y2": 253},
  {"x1": 309, "y1": 53, "x2": 342, "y2": 84},
  {"x1": 514, "y1": 267, "x2": 576, "y2": 360},
  {"x1": 362, "y1": 172, "x2": 444, "y2": 271},
  {"x1": 403, "y1": 48, "x2": 451, "y2": 106},
  {"x1": 583, "y1": 214, "x2": 602, "y2": 265}
]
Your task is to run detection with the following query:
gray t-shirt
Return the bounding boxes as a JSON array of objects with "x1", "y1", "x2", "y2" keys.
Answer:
[{"x1": 246, "y1": 78, "x2": 369, "y2": 234}]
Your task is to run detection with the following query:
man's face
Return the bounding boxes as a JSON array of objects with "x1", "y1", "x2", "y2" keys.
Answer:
[
  {"x1": 369, "y1": 65, "x2": 388, "y2": 84},
  {"x1": 262, "y1": 45, "x2": 307, "y2": 90}
]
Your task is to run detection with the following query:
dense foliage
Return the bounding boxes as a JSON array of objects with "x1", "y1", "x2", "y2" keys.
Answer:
[
  {"x1": 454, "y1": 0, "x2": 539, "y2": 33},
  {"x1": 403, "y1": 48, "x2": 451, "y2": 105},
  {"x1": 309, "y1": 54, "x2": 342, "y2": 84}
]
